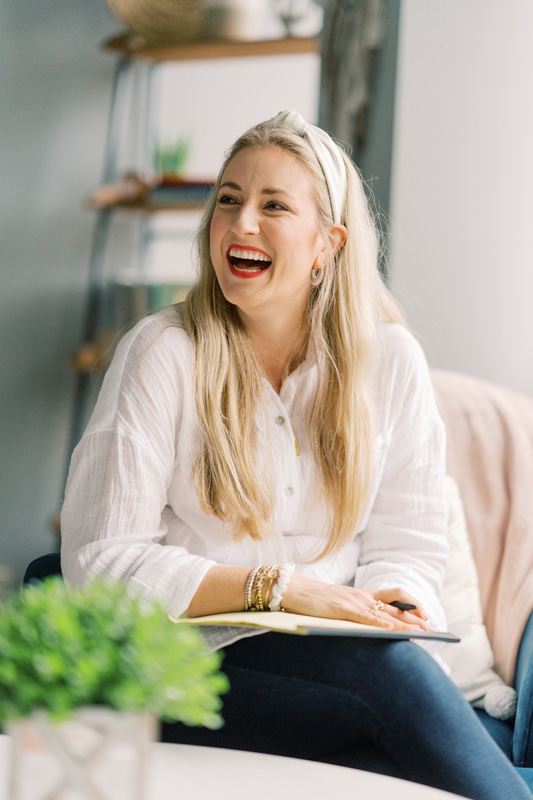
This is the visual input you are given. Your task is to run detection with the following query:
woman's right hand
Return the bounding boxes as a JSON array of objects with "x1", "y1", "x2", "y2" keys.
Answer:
[{"x1": 282, "y1": 574, "x2": 432, "y2": 632}]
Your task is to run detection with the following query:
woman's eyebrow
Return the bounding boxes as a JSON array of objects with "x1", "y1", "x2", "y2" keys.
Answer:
[
  {"x1": 219, "y1": 181, "x2": 241, "y2": 190},
  {"x1": 219, "y1": 181, "x2": 294, "y2": 200},
  {"x1": 262, "y1": 187, "x2": 292, "y2": 198}
]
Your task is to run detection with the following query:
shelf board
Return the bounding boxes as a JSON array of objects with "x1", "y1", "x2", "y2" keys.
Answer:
[
  {"x1": 104, "y1": 33, "x2": 319, "y2": 62},
  {"x1": 89, "y1": 198, "x2": 207, "y2": 214},
  {"x1": 70, "y1": 349, "x2": 110, "y2": 374},
  {"x1": 69, "y1": 333, "x2": 118, "y2": 374}
]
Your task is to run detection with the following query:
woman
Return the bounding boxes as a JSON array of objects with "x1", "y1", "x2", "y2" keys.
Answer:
[{"x1": 61, "y1": 110, "x2": 530, "y2": 799}]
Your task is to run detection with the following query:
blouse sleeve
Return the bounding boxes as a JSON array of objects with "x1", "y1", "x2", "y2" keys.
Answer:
[
  {"x1": 353, "y1": 327, "x2": 448, "y2": 631},
  {"x1": 60, "y1": 313, "x2": 217, "y2": 618}
]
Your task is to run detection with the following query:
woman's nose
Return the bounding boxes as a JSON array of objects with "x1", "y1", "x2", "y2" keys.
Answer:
[{"x1": 229, "y1": 202, "x2": 260, "y2": 235}]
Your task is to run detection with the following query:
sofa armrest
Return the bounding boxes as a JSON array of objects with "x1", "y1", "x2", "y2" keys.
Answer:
[{"x1": 513, "y1": 610, "x2": 533, "y2": 766}]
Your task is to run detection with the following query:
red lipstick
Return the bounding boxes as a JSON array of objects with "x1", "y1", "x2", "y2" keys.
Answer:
[{"x1": 226, "y1": 244, "x2": 272, "y2": 279}]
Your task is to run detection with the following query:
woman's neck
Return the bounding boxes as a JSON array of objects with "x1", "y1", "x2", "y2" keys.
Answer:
[{"x1": 239, "y1": 309, "x2": 309, "y2": 393}]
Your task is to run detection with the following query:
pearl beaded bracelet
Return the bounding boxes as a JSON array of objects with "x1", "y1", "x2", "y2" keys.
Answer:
[{"x1": 268, "y1": 563, "x2": 295, "y2": 612}]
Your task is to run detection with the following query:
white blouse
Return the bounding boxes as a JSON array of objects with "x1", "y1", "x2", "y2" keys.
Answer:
[{"x1": 61, "y1": 306, "x2": 448, "y2": 650}]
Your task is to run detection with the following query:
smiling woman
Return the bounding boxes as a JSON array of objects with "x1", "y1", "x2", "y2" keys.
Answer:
[{"x1": 60, "y1": 111, "x2": 532, "y2": 800}]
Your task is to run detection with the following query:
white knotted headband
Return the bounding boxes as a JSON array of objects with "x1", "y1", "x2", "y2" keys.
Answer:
[{"x1": 270, "y1": 109, "x2": 347, "y2": 224}]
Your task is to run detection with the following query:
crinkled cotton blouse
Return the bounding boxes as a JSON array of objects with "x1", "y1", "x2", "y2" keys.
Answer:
[{"x1": 61, "y1": 306, "x2": 448, "y2": 650}]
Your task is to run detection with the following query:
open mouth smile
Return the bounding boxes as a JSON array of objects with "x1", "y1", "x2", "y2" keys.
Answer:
[{"x1": 226, "y1": 245, "x2": 272, "y2": 279}]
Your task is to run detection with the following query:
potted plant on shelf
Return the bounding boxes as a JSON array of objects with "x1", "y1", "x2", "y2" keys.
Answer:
[{"x1": 0, "y1": 577, "x2": 228, "y2": 800}]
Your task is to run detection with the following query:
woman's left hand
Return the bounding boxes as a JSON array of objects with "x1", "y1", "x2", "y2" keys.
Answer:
[{"x1": 281, "y1": 575, "x2": 433, "y2": 631}]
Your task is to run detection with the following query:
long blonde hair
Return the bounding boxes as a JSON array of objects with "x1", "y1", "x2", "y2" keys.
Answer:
[{"x1": 183, "y1": 118, "x2": 404, "y2": 560}]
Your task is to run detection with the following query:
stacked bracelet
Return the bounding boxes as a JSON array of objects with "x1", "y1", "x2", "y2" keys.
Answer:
[{"x1": 244, "y1": 563, "x2": 295, "y2": 612}]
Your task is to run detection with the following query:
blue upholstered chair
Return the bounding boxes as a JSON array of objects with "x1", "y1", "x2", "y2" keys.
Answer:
[{"x1": 23, "y1": 552, "x2": 62, "y2": 584}]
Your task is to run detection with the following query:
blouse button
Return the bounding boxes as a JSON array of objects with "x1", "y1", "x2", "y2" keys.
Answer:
[
  {"x1": 275, "y1": 415, "x2": 286, "y2": 426},
  {"x1": 284, "y1": 487, "x2": 294, "y2": 497}
]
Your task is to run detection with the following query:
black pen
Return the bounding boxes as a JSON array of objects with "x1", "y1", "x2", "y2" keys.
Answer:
[{"x1": 389, "y1": 601, "x2": 417, "y2": 611}]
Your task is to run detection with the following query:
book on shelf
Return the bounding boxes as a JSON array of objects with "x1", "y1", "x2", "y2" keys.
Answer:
[
  {"x1": 170, "y1": 611, "x2": 460, "y2": 642},
  {"x1": 148, "y1": 178, "x2": 215, "y2": 206}
]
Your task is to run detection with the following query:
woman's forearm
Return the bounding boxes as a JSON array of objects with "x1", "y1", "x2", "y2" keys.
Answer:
[
  {"x1": 186, "y1": 567, "x2": 431, "y2": 632},
  {"x1": 185, "y1": 565, "x2": 251, "y2": 616}
]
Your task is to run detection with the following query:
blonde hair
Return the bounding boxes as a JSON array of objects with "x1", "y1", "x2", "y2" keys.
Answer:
[{"x1": 183, "y1": 118, "x2": 404, "y2": 560}]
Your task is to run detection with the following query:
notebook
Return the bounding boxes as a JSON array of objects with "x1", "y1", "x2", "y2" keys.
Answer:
[{"x1": 170, "y1": 611, "x2": 460, "y2": 642}]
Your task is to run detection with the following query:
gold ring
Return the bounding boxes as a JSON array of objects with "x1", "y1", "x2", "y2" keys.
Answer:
[{"x1": 370, "y1": 600, "x2": 385, "y2": 614}]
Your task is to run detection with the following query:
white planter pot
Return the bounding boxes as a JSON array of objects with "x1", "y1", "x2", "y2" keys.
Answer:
[{"x1": 6, "y1": 707, "x2": 157, "y2": 800}]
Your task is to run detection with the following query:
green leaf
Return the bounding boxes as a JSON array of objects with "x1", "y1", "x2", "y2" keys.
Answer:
[{"x1": 0, "y1": 578, "x2": 227, "y2": 729}]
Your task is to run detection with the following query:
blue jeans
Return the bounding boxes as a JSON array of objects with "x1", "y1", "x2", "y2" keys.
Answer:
[{"x1": 162, "y1": 633, "x2": 531, "y2": 800}]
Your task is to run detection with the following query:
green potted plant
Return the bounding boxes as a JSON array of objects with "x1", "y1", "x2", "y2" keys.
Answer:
[
  {"x1": 153, "y1": 136, "x2": 190, "y2": 181},
  {"x1": 0, "y1": 577, "x2": 228, "y2": 800}
]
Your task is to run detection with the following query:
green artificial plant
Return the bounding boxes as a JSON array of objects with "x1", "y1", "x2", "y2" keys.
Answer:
[
  {"x1": 153, "y1": 136, "x2": 190, "y2": 178},
  {"x1": 0, "y1": 577, "x2": 228, "y2": 729}
]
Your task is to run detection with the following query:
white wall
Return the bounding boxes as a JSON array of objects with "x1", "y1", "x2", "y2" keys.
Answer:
[{"x1": 389, "y1": 0, "x2": 533, "y2": 395}]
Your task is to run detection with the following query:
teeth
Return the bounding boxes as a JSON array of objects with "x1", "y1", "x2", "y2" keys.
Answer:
[{"x1": 228, "y1": 247, "x2": 271, "y2": 262}]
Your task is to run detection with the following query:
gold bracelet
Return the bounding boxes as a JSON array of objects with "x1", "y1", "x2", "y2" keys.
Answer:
[
  {"x1": 263, "y1": 564, "x2": 281, "y2": 609},
  {"x1": 252, "y1": 565, "x2": 271, "y2": 611},
  {"x1": 246, "y1": 564, "x2": 287, "y2": 611},
  {"x1": 244, "y1": 566, "x2": 260, "y2": 611}
]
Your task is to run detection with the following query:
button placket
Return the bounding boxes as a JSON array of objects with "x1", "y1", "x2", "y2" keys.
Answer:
[{"x1": 266, "y1": 395, "x2": 301, "y2": 530}]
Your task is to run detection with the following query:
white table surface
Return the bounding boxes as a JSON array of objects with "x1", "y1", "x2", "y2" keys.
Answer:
[{"x1": 0, "y1": 733, "x2": 464, "y2": 800}]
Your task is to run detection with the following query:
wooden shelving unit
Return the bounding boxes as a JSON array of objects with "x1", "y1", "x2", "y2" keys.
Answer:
[{"x1": 65, "y1": 31, "x2": 319, "y2": 475}]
